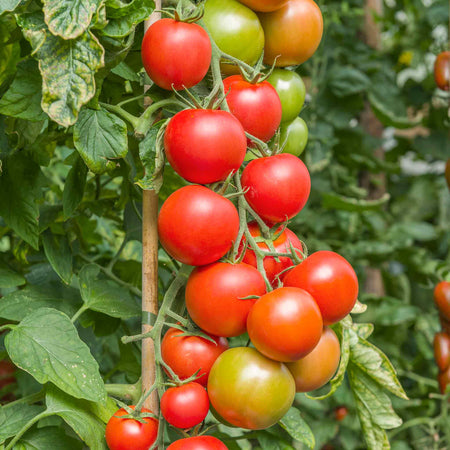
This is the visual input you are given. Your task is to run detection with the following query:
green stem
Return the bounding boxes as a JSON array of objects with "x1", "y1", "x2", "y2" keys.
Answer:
[
  {"x1": 100, "y1": 102, "x2": 139, "y2": 129},
  {"x1": 71, "y1": 305, "x2": 88, "y2": 323},
  {"x1": 398, "y1": 370, "x2": 439, "y2": 388},
  {"x1": 107, "y1": 236, "x2": 128, "y2": 271},
  {"x1": 388, "y1": 416, "x2": 435, "y2": 440},
  {"x1": 106, "y1": 381, "x2": 141, "y2": 404},
  {"x1": 0, "y1": 324, "x2": 14, "y2": 334},
  {"x1": 2, "y1": 391, "x2": 44, "y2": 409}
]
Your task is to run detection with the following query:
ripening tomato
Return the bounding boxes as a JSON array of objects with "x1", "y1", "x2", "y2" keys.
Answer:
[
  {"x1": 241, "y1": 153, "x2": 311, "y2": 223},
  {"x1": 241, "y1": 221, "x2": 303, "y2": 286},
  {"x1": 160, "y1": 382, "x2": 209, "y2": 429},
  {"x1": 259, "y1": 0, "x2": 323, "y2": 67},
  {"x1": 286, "y1": 327, "x2": 340, "y2": 391},
  {"x1": 434, "y1": 332, "x2": 450, "y2": 372},
  {"x1": 334, "y1": 406, "x2": 348, "y2": 422},
  {"x1": 186, "y1": 262, "x2": 267, "y2": 337},
  {"x1": 266, "y1": 69, "x2": 306, "y2": 123},
  {"x1": 434, "y1": 51, "x2": 450, "y2": 91},
  {"x1": 161, "y1": 327, "x2": 228, "y2": 387},
  {"x1": 237, "y1": 0, "x2": 288, "y2": 12},
  {"x1": 284, "y1": 251, "x2": 358, "y2": 325},
  {"x1": 164, "y1": 109, "x2": 246, "y2": 184},
  {"x1": 158, "y1": 185, "x2": 240, "y2": 266},
  {"x1": 434, "y1": 281, "x2": 450, "y2": 321},
  {"x1": 105, "y1": 406, "x2": 158, "y2": 450},
  {"x1": 279, "y1": 117, "x2": 308, "y2": 156},
  {"x1": 247, "y1": 287, "x2": 323, "y2": 361},
  {"x1": 141, "y1": 19, "x2": 211, "y2": 90},
  {"x1": 167, "y1": 436, "x2": 228, "y2": 450},
  {"x1": 208, "y1": 347, "x2": 295, "y2": 429},
  {"x1": 438, "y1": 365, "x2": 450, "y2": 394}
]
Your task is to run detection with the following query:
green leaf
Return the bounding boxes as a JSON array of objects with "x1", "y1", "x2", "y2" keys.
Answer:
[
  {"x1": 322, "y1": 192, "x2": 390, "y2": 212},
  {"x1": 360, "y1": 296, "x2": 419, "y2": 326},
  {"x1": 329, "y1": 66, "x2": 371, "y2": 97},
  {"x1": 0, "y1": 59, "x2": 45, "y2": 121},
  {"x1": 0, "y1": 153, "x2": 45, "y2": 249},
  {"x1": 0, "y1": 403, "x2": 44, "y2": 443},
  {"x1": 74, "y1": 107, "x2": 128, "y2": 174},
  {"x1": 42, "y1": 229, "x2": 73, "y2": 284},
  {"x1": 258, "y1": 431, "x2": 295, "y2": 450},
  {"x1": 279, "y1": 407, "x2": 315, "y2": 449},
  {"x1": 15, "y1": 426, "x2": 83, "y2": 450},
  {"x1": 43, "y1": 0, "x2": 102, "y2": 39},
  {"x1": 5, "y1": 307, "x2": 106, "y2": 403},
  {"x1": 387, "y1": 221, "x2": 438, "y2": 242},
  {"x1": 0, "y1": 265, "x2": 25, "y2": 288},
  {"x1": 63, "y1": 153, "x2": 88, "y2": 218},
  {"x1": 45, "y1": 386, "x2": 107, "y2": 450},
  {"x1": 111, "y1": 61, "x2": 140, "y2": 82},
  {"x1": 79, "y1": 264, "x2": 140, "y2": 318},
  {"x1": 0, "y1": 0, "x2": 24, "y2": 14}
]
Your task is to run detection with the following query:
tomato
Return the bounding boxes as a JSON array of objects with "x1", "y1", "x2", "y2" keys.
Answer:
[
  {"x1": 434, "y1": 281, "x2": 450, "y2": 321},
  {"x1": 105, "y1": 406, "x2": 158, "y2": 450},
  {"x1": 247, "y1": 287, "x2": 323, "y2": 361},
  {"x1": 278, "y1": 117, "x2": 308, "y2": 156},
  {"x1": 241, "y1": 153, "x2": 311, "y2": 224},
  {"x1": 438, "y1": 365, "x2": 450, "y2": 394},
  {"x1": 185, "y1": 262, "x2": 267, "y2": 337},
  {"x1": 334, "y1": 406, "x2": 348, "y2": 422},
  {"x1": 204, "y1": 0, "x2": 264, "y2": 73},
  {"x1": 164, "y1": 109, "x2": 246, "y2": 184},
  {"x1": 207, "y1": 347, "x2": 295, "y2": 429},
  {"x1": 161, "y1": 327, "x2": 228, "y2": 387},
  {"x1": 241, "y1": 221, "x2": 303, "y2": 286},
  {"x1": 167, "y1": 436, "x2": 228, "y2": 450},
  {"x1": 286, "y1": 327, "x2": 340, "y2": 391},
  {"x1": 160, "y1": 382, "x2": 209, "y2": 429},
  {"x1": 284, "y1": 251, "x2": 358, "y2": 325},
  {"x1": 434, "y1": 51, "x2": 450, "y2": 91},
  {"x1": 266, "y1": 69, "x2": 306, "y2": 123},
  {"x1": 237, "y1": 0, "x2": 288, "y2": 12},
  {"x1": 158, "y1": 185, "x2": 240, "y2": 266},
  {"x1": 434, "y1": 332, "x2": 450, "y2": 372},
  {"x1": 259, "y1": 0, "x2": 323, "y2": 67},
  {"x1": 141, "y1": 19, "x2": 211, "y2": 90}
]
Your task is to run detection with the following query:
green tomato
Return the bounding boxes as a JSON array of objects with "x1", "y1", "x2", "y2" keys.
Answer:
[
  {"x1": 267, "y1": 69, "x2": 306, "y2": 123},
  {"x1": 204, "y1": 0, "x2": 264, "y2": 73},
  {"x1": 279, "y1": 117, "x2": 308, "y2": 156},
  {"x1": 207, "y1": 347, "x2": 295, "y2": 430}
]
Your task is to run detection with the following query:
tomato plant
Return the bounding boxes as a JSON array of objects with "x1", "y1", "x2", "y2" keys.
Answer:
[
  {"x1": 278, "y1": 116, "x2": 308, "y2": 156},
  {"x1": 167, "y1": 436, "x2": 228, "y2": 449},
  {"x1": 434, "y1": 281, "x2": 450, "y2": 321},
  {"x1": 434, "y1": 51, "x2": 450, "y2": 91}
]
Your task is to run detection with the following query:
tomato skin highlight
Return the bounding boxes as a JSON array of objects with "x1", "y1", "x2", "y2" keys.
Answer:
[
  {"x1": 434, "y1": 332, "x2": 450, "y2": 372},
  {"x1": 141, "y1": 19, "x2": 211, "y2": 90},
  {"x1": 237, "y1": 0, "x2": 288, "y2": 12},
  {"x1": 286, "y1": 327, "x2": 340, "y2": 391},
  {"x1": 160, "y1": 382, "x2": 209, "y2": 429},
  {"x1": 186, "y1": 262, "x2": 267, "y2": 337},
  {"x1": 279, "y1": 117, "x2": 308, "y2": 156},
  {"x1": 167, "y1": 436, "x2": 228, "y2": 449},
  {"x1": 164, "y1": 109, "x2": 247, "y2": 184},
  {"x1": 434, "y1": 51, "x2": 450, "y2": 91},
  {"x1": 259, "y1": 0, "x2": 323, "y2": 67},
  {"x1": 207, "y1": 347, "x2": 295, "y2": 429},
  {"x1": 241, "y1": 153, "x2": 311, "y2": 223},
  {"x1": 105, "y1": 406, "x2": 158, "y2": 450},
  {"x1": 158, "y1": 185, "x2": 240, "y2": 266},
  {"x1": 435, "y1": 281, "x2": 450, "y2": 321},
  {"x1": 161, "y1": 327, "x2": 228, "y2": 387},
  {"x1": 284, "y1": 251, "x2": 358, "y2": 325}
]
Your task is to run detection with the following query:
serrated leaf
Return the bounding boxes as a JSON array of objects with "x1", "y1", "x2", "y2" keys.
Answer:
[
  {"x1": 0, "y1": 403, "x2": 44, "y2": 443},
  {"x1": 279, "y1": 407, "x2": 315, "y2": 449},
  {"x1": 329, "y1": 66, "x2": 371, "y2": 98},
  {"x1": 0, "y1": 0, "x2": 24, "y2": 14},
  {"x1": 42, "y1": 229, "x2": 73, "y2": 284},
  {"x1": 351, "y1": 300, "x2": 367, "y2": 314},
  {"x1": 43, "y1": 0, "x2": 102, "y2": 39},
  {"x1": 0, "y1": 265, "x2": 25, "y2": 288},
  {"x1": 5, "y1": 307, "x2": 106, "y2": 403},
  {"x1": 74, "y1": 107, "x2": 128, "y2": 173},
  {"x1": 15, "y1": 426, "x2": 83, "y2": 450},
  {"x1": 352, "y1": 322, "x2": 374, "y2": 339},
  {"x1": 63, "y1": 154, "x2": 88, "y2": 217},
  {"x1": 15, "y1": 12, "x2": 48, "y2": 54},
  {"x1": 322, "y1": 192, "x2": 390, "y2": 212}
]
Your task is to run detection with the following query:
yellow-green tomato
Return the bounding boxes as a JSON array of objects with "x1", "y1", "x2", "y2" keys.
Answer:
[
  {"x1": 204, "y1": 0, "x2": 264, "y2": 73},
  {"x1": 279, "y1": 117, "x2": 308, "y2": 156},
  {"x1": 207, "y1": 347, "x2": 295, "y2": 429},
  {"x1": 267, "y1": 69, "x2": 306, "y2": 123}
]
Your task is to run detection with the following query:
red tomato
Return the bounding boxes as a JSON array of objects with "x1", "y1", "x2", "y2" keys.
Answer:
[
  {"x1": 158, "y1": 185, "x2": 240, "y2": 266},
  {"x1": 237, "y1": 0, "x2": 288, "y2": 11},
  {"x1": 223, "y1": 75, "x2": 282, "y2": 142},
  {"x1": 334, "y1": 406, "x2": 348, "y2": 422},
  {"x1": 241, "y1": 221, "x2": 303, "y2": 285},
  {"x1": 167, "y1": 436, "x2": 228, "y2": 449},
  {"x1": 434, "y1": 332, "x2": 450, "y2": 372},
  {"x1": 164, "y1": 109, "x2": 247, "y2": 184},
  {"x1": 241, "y1": 154, "x2": 311, "y2": 223},
  {"x1": 160, "y1": 382, "x2": 209, "y2": 429},
  {"x1": 105, "y1": 406, "x2": 158, "y2": 450},
  {"x1": 141, "y1": 19, "x2": 211, "y2": 90},
  {"x1": 435, "y1": 281, "x2": 450, "y2": 321},
  {"x1": 247, "y1": 287, "x2": 323, "y2": 361},
  {"x1": 284, "y1": 251, "x2": 358, "y2": 325},
  {"x1": 186, "y1": 262, "x2": 267, "y2": 337},
  {"x1": 434, "y1": 51, "x2": 450, "y2": 91},
  {"x1": 161, "y1": 327, "x2": 228, "y2": 387},
  {"x1": 438, "y1": 364, "x2": 450, "y2": 394},
  {"x1": 259, "y1": 0, "x2": 323, "y2": 66},
  {"x1": 286, "y1": 327, "x2": 340, "y2": 391}
]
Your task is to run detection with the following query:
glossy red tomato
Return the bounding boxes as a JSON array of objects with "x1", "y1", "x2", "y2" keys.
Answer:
[
  {"x1": 238, "y1": 0, "x2": 288, "y2": 11},
  {"x1": 434, "y1": 332, "x2": 450, "y2": 372},
  {"x1": 284, "y1": 251, "x2": 358, "y2": 325},
  {"x1": 161, "y1": 327, "x2": 228, "y2": 387},
  {"x1": 164, "y1": 109, "x2": 246, "y2": 184},
  {"x1": 141, "y1": 19, "x2": 211, "y2": 90},
  {"x1": 105, "y1": 406, "x2": 158, "y2": 450},
  {"x1": 167, "y1": 436, "x2": 228, "y2": 449},
  {"x1": 259, "y1": 0, "x2": 323, "y2": 66},
  {"x1": 435, "y1": 281, "x2": 450, "y2": 321},
  {"x1": 223, "y1": 75, "x2": 282, "y2": 142},
  {"x1": 434, "y1": 51, "x2": 450, "y2": 91},
  {"x1": 241, "y1": 153, "x2": 311, "y2": 223},
  {"x1": 286, "y1": 327, "x2": 340, "y2": 391},
  {"x1": 186, "y1": 262, "x2": 267, "y2": 337},
  {"x1": 208, "y1": 347, "x2": 295, "y2": 429},
  {"x1": 158, "y1": 185, "x2": 240, "y2": 266},
  {"x1": 160, "y1": 382, "x2": 209, "y2": 429},
  {"x1": 241, "y1": 221, "x2": 303, "y2": 285}
]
